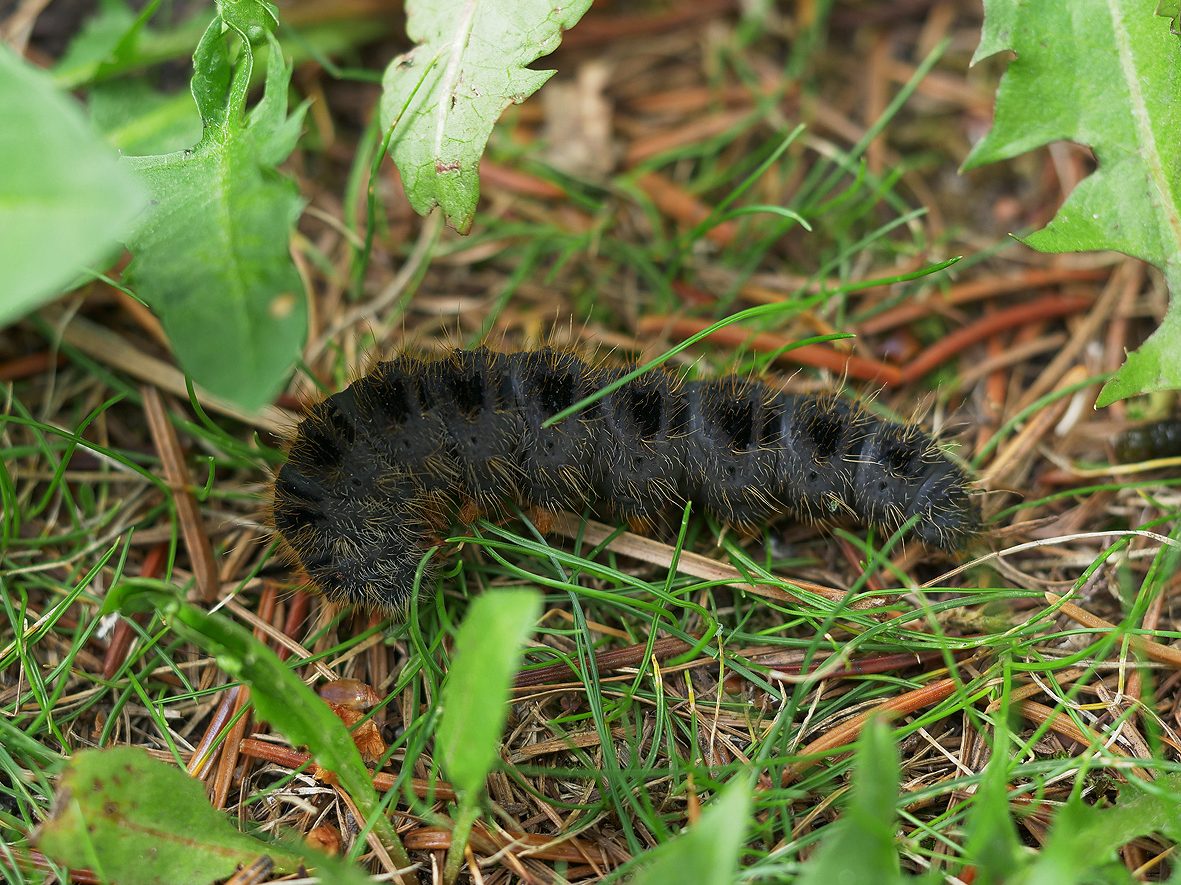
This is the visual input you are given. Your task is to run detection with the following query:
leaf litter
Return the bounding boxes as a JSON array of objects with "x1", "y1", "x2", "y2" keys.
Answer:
[{"x1": 5, "y1": 1, "x2": 1181, "y2": 882}]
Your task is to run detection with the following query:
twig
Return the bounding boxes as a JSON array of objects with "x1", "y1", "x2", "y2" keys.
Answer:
[
  {"x1": 142, "y1": 386, "x2": 219, "y2": 602},
  {"x1": 979, "y1": 365, "x2": 1090, "y2": 490},
  {"x1": 403, "y1": 824, "x2": 612, "y2": 867},
  {"x1": 897, "y1": 295, "x2": 1093, "y2": 384},
  {"x1": 56, "y1": 315, "x2": 296, "y2": 435},
  {"x1": 0, "y1": 351, "x2": 63, "y2": 382},
  {"x1": 550, "y1": 512, "x2": 884, "y2": 609},
  {"x1": 859, "y1": 267, "x2": 1107, "y2": 335},
  {"x1": 635, "y1": 315, "x2": 903, "y2": 384},
  {"x1": 636, "y1": 171, "x2": 738, "y2": 247},
  {"x1": 237, "y1": 738, "x2": 457, "y2": 802},
  {"x1": 781, "y1": 677, "x2": 961, "y2": 783},
  {"x1": 513, "y1": 636, "x2": 693, "y2": 689},
  {"x1": 102, "y1": 543, "x2": 167, "y2": 680},
  {"x1": 1012, "y1": 261, "x2": 1139, "y2": 413},
  {"x1": 1045, "y1": 592, "x2": 1181, "y2": 669}
]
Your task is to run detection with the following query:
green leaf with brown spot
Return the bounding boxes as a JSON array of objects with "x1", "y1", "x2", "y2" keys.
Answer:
[
  {"x1": 35, "y1": 746, "x2": 301, "y2": 884},
  {"x1": 380, "y1": 0, "x2": 591, "y2": 233}
]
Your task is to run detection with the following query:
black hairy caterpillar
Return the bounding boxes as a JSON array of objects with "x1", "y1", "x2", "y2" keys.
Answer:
[
  {"x1": 272, "y1": 348, "x2": 979, "y2": 611},
  {"x1": 1117, "y1": 420, "x2": 1181, "y2": 463}
]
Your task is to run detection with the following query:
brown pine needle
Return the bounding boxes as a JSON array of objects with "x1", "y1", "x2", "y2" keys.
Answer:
[{"x1": 1045, "y1": 593, "x2": 1181, "y2": 669}]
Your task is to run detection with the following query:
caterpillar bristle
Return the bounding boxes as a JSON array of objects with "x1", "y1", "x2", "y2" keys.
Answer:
[{"x1": 272, "y1": 347, "x2": 981, "y2": 611}]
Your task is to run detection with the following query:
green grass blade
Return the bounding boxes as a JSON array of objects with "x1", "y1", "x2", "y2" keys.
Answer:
[
  {"x1": 963, "y1": 721, "x2": 1023, "y2": 885},
  {"x1": 437, "y1": 588, "x2": 541, "y2": 883},
  {"x1": 436, "y1": 588, "x2": 542, "y2": 796},
  {"x1": 799, "y1": 717, "x2": 904, "y2": 884}
]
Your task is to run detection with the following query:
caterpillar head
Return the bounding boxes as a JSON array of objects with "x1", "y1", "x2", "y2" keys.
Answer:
[{"x1": 273, "y1": 387, "x2": 445, "y2": 612}]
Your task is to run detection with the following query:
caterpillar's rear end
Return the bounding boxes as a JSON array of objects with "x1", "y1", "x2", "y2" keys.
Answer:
[{"x1": 272, "y1": 348, "x2": 979, "y2": 611}]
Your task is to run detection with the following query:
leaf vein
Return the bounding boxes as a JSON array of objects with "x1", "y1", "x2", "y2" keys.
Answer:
[{"x1": 1108, "y1": 0, "x2": 1181, "y2": 259}]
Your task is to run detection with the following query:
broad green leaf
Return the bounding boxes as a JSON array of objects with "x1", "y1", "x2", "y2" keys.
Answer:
[
  {"x1": 189, "y1": 16, "x2": 237, "y2": 128},
  {"x1": 436, "y1": 589, "x2": 541, "y2": 884},
  {"x1": 1096, "y1": 269, "x2": 1181, "y2": 407},
  {"x1": 380, "y1": 0, "x2": 591, "y2": 233},
  {"x1": 103, "y1": 580, "x2": 412, "y2": 870},
  {"x1": 965, "y1": 1, "x2": 1181, "y2": 406},
  {"x1": 1015, "y1": 795, "x2": 1131, "y2": 885},
  {"x1": 1016, "y1": 774, "x2": 1181, "y2": 884},
  {"x1": 631, "y1": 776, "x2": 752, "y2": 885},
  {"x1": 436, "y1": 589, "x2": 542, "y2": 795},
  {"x1": 90, "y1": 80, "x2": 202, "y2": 155},
  {"x1": 799, "y1": 718, "x2": 904, "y2": 885},
  {"x1": 1107, "y1": 773, "x2": 1181, "y2": 843},
  {"x1": 0, "y1": 44, "x2": 147, "y2": 326},
  {"x1": 962, "y1": 727, "x2": 1023, "y2": 885},
  {"x1": 36, "y1": 746, "x2": 303, "y2": 883},
  {"x1": 123, "y1": 24, "x2": 307, "y2": 411}
]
